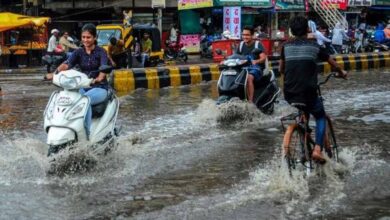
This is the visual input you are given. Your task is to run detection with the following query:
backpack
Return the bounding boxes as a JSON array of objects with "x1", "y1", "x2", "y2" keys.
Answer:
[
  {"x1": 238, "y1": 40, "x2": 260, "y2": 54},
  {"x1": 239, "y1": 40, "x2": 271, "y2": 76}
]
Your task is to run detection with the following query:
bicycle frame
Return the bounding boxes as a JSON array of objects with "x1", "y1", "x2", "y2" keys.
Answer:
[{"x1": 281, "y1": 110, "x2": 316, "y2": 171}]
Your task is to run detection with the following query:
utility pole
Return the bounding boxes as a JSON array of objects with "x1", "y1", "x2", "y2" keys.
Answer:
[
  {"x1": 23, "y1": 0, "x2": 27, "y2": 14},
  {"x1": 157, "y1": 8, "x2": 162, "y2": 39},
  {"x1": 151, "y1": 0, "x2": 165, "y2": 41}
]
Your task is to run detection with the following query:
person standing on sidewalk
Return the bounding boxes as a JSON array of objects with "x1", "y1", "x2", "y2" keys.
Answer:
[
  {"x1": 47, "y1": 29, "x2": 60, "y2": 55},
  {"x1": 332, "y1": 22, "x2": 349, "y2": 54}
]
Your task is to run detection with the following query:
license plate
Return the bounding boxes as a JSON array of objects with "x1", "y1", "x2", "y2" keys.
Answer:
[{"x1": 222, "y1": 70, "x2": 237, "y2": 76}]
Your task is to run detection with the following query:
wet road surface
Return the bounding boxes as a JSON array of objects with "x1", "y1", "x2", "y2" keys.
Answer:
[{"x1": 0, "y1": 69, "x2": 389, "y2": 219}]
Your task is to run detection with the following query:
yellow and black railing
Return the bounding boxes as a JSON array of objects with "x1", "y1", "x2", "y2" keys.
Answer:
[{"x1": 113, "y1": 52, "x2": 390, "y2": 93}]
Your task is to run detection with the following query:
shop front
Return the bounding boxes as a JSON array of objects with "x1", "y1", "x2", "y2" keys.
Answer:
[
  {"x1": 0, "y1": 12, "x2": 50, "y2": 68},
  {"x1": 177, "y1": 0, "x2": 308, "y2": 60}
]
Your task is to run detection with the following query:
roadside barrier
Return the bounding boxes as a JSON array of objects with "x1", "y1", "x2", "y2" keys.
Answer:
[{"x1": 113, "y1": 52, "x2": 390, "y2": 93}]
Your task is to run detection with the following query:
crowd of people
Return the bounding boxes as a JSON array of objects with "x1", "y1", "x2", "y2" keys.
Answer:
[{"x1": 307, "y1": 14, "x2": 390, "y2": 54}]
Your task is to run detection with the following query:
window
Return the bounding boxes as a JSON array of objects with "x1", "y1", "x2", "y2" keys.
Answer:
[{"x1": 96, "y1": 29, "x2": 121, "y2": 46}]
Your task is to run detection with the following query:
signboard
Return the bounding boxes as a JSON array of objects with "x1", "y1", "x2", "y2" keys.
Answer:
[
  {"x1": 322, "y1": 0, "x2": 348, "y2": 10},
  {"x1": 275, "y1": 0, "x2": 305, "y2": 10},
  {"x1": 223, "y1": 7, "x2": 241, "y2": 39},
  {"x1": 348, "y1": 0, "x2": 372, "y2": 6},
  {"x1": 214, "y1": 0, "x2": 272, "y2": 7},
  {"x1": 180, "y1": 34, "x2": 201, "y2": 53},
  {"x1": 152, "y1": 0, "x2": 166, "y2": 8},
  {"x1": 178, "y1": 0, "x2": 213, "y2": 10},
  {"x1": 374, "y1": 0, "x2": 388, "y2": 5}
]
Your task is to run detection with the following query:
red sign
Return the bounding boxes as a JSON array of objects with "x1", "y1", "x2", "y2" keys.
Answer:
[{"x1": 322, "y1": 0, "x2": 348, "y2": 10}]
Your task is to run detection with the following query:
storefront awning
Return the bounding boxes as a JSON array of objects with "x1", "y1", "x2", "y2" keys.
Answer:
[{"x1": 0, "y1": 12, "x2": 50, "y2": 32}]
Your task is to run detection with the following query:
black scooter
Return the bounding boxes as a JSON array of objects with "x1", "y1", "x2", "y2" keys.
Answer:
[{"x1": 216, "y1": 49, "x2": 280, "y2": 115}]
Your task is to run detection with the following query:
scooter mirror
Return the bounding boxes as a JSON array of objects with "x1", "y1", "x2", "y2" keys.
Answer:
[{"x1": 98, "y1": 65, "x2": 113, "y2": 74}]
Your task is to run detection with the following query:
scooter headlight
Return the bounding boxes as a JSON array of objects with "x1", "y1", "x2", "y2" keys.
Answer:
[
  {"x1": 59, "y1": 75, "x2": 81, "y2": 90},
  {"x1": 66, "y1": 102, "x2": 86, "y2": 120}
]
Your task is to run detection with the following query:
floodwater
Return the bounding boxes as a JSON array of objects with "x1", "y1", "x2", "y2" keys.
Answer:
[{"x1": 0, "y1": 69, "x2": 389, "y2": 219}]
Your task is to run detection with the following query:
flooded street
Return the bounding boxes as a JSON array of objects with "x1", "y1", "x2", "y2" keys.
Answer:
[{"x1": 0, "y1": 69, "x2": 389, "y2": 219}]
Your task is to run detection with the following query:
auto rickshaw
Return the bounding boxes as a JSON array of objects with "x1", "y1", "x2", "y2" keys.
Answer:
[
  {"x1": 132, "y1": 24, "x2": 164, "y2": 67},
  {"x1": 96, "y1": 23, "x2": 133, "y2": 68},
  {"x1": 96, "y1": 23, "x2": 164, "y2": 68}
]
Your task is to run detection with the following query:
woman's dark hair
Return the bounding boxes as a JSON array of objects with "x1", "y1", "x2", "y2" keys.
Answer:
[
  {"x1": 243, "y1": 25, "x2": 254, "y2": 35},
  {"x1": 81, "y1": 23, "x2": 97, "y2": 37},
  {"x1": 290, "y1": 16, "x2": 308, "y2": 37}
]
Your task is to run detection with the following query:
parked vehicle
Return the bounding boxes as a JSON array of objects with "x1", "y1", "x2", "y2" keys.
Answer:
[
  {"x1": 96, "y1": 23, "x2": 164, "y2": 67},
  {"x1": 164, "y1": 39, "x2": 188, "y2": 63},
  {"x1": 200, "y1": 34, "x2": 213, "y2": 59}
]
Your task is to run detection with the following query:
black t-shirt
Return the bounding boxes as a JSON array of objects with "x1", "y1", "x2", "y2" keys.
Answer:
[
  {"x1": 237, "y1": 41, "x2": 266, "y2": 69},
  {"x1": 280, "y1": 38, "x2": 329, "y2": 104}
]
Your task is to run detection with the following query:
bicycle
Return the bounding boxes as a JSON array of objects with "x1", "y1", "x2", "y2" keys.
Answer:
[{"x1": 280, "y1": 73, "x2": 341, "y2": 176}]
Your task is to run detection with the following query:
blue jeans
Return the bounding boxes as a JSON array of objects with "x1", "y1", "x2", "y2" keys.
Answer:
[
  {"x1": 295, "y1": 97, "x2": 326, "y2": 150},
  {"x1": 66, "y1": 52, "x2": 73, "y2": 59},
  {"x1": 141, "y1": 53, "x2": 149, "y2": 67},
  {"x1": 247, "y1": 66, "x2": 263, "y2": 81},
  {"x1": 79, "y1": 88, "x2": 108, "y2": 139}
]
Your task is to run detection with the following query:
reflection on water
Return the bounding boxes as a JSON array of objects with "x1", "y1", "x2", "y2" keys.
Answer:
[{"x1": 0, "y1": 69, "x2": 389, "y2": 219}]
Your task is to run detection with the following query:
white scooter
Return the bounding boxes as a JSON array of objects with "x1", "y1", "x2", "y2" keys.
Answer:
[{"x1": 44, "y1": 66, "x2": 119, "y2": 157}]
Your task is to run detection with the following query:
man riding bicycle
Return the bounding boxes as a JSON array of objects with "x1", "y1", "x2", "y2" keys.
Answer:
[{"x1": 279, "y1": 16, "x2": 347, "y2": 162}]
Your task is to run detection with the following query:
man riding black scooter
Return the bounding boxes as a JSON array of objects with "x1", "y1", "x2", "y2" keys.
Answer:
[
  {"x1": 216, "y1": 26, "x2": 280, "y2": 115},
  {"x1": 236, "y1": 26, "x2": 267, "y2": 103}
]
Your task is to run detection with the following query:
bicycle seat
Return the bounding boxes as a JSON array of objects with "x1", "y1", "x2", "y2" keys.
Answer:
[{"x1": 290, "y1": 103, "x2": 306, "y2": 108}]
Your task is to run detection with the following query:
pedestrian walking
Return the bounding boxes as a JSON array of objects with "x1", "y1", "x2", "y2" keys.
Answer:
[
  {"x1": 332, "y1": 23, "x2": 349, "y2": 54},
  {"x1": 47, "y1": 29, "x2": 60, "y2": 54}
]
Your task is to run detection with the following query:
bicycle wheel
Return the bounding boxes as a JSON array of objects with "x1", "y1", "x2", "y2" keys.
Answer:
[
  {"x1": 324, "y1": 116, "x2": 339, "y2": 162},
  {"x1": 283, "y1": 124, "x2": 304, "y2": 175}
]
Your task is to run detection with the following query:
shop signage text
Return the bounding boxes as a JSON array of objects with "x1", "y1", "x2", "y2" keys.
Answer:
[
  {"x1": 180, "y1": 34, "x2": 201, "y2": 53},
  {"x1": 223, "y1": 7, "x2": 241, "y2": 39},
  {"x1": 374, "y1": 0, "x2": 388, "y2": 5},
  {"x1": 322, "y1": 0, "x2": 348, "y2": 10},
  {"x1": 178, "y1": 0, "x2": 214, "y2": 10},
  {"x1": 275, "y1": 0, "x2": 305, "y2": 10},
  {"x1": 348, "y1": 0, "x2": 372, "y2": 6},
  {"x1": 215, "y1": 0, "x2": 271, "y2": 7},
  {"x1": 152, "y1": 0, "x2": 166, "y2": 8}
]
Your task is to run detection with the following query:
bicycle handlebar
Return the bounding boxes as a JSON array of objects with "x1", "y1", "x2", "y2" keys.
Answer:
[{"x1": 318, "y1": 72, "x2": 336, "y2": 86}]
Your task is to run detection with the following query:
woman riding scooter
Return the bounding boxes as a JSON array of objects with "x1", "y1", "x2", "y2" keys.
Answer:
[{"x1": 46, "y1": 23, "x2": 110, "y2": 139}]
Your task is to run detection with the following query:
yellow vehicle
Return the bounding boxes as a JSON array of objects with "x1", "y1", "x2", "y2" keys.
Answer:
[{"x1": 96, "y1": 23, "x2": 164, "y2": 67}]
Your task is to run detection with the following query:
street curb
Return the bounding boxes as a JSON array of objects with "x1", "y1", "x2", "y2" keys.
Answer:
[
  {"x1": 113, "y1": 52, "x2": 390, "y2": 93},
  {"x1": 0, "y1": 68, "x2": 45, "y2": 75}
]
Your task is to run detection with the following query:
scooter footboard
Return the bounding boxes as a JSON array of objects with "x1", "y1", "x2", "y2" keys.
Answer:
[{"x1": 47, "y1": 127, "x2": 76, "y2": 146}]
